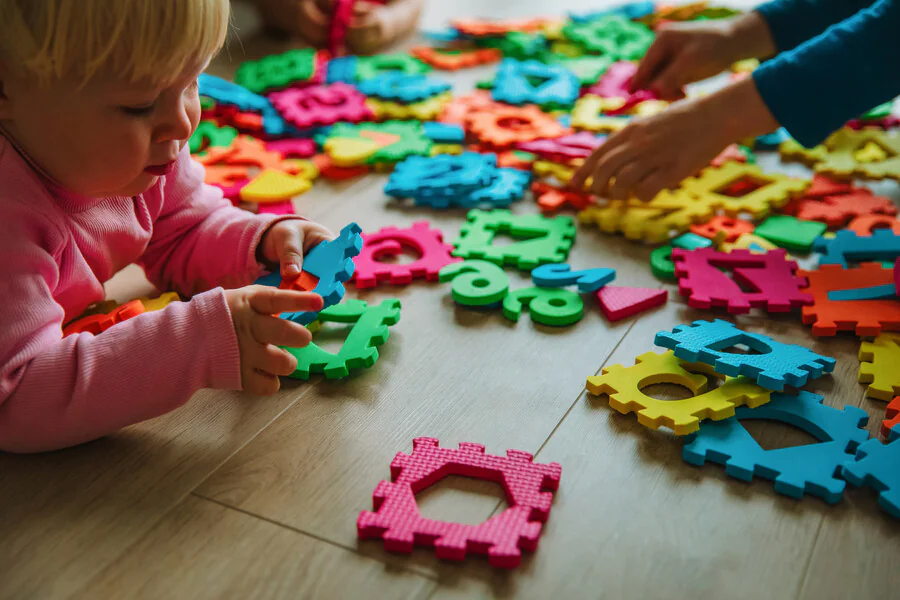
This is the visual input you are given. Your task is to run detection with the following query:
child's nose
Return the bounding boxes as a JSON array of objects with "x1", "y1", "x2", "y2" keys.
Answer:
[{"x1": 155, "y1": 105, "x2": 194, "y2": 143}]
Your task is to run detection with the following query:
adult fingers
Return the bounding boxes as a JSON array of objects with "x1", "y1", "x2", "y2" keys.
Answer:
[
  {"x1": 589, "y1": 142, "x2": 637, "y2": 197},
  {"x1": 631, "y1": 33, "x2": 676, "y2": 92},
  {"x1": 608, "y1": 159, "x2": 661, "y2": 200}
]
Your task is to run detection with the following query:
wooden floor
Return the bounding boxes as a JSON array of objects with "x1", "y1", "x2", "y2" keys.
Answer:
[{"x1": 2, "y1": 2, "x2": 899, "y2": 599}]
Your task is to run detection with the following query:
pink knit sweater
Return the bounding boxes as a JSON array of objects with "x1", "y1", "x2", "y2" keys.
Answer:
[{"x1": 0, "y1": 135, "x2": 297, "y2": 453}]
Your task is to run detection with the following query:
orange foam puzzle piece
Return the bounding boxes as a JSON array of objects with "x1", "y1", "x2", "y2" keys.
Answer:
[
  {"x1": 410, "y1": 47, "x2": 502, "y2": 70},
  {"x1": 467, "y1": 105, "x2": 570, "y2": 148},
  {"x1": 799, "y1": 263, "x2": 900, "y2": 336}
]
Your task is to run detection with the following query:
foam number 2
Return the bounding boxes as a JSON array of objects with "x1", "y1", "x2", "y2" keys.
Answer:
[
  {"x1": 531, "y1": 263, "x2": 615, "y2": 293},
  {"x1": 438, "y1": 260, "x2": 509, "y2": 306},
  {"x1": 503, "y1": 287, "x2": 584, "y2": 327}
]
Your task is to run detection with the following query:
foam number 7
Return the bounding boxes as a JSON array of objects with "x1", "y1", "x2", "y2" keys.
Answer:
[
  {"x1": 531, "y1": 263, "x2": 615, "y2": 293},
  {"x1": 438, "y1": 260, "x2": 509, "y2": 306}
]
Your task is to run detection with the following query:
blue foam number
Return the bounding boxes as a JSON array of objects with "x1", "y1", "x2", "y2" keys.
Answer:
[
  {"x1": 531, "y1": 264, "x2": 616, "y2": 293},
  {"x1": 684, "y1": 391, "x2": 869, "y2": 504}
]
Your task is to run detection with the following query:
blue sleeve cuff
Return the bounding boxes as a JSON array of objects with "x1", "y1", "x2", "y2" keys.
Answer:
[{"x1": 755, "y1": 0, "x2": 874, "y2": 52}]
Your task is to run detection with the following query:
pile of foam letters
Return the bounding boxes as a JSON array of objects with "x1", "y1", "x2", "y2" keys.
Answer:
[{"x1": 74, "y1": 1, "x2": 900, "y2": 568}]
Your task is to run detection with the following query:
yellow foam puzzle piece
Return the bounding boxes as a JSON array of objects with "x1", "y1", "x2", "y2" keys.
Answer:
[
  {"x1": 571, "y1": 95, "x2": 629, "y2": 133},
  {"x1": 780, "y1": 128, "x2": 900, "y2": 181},
  {"x1": 858, "y1": 333, "x2": 900, "y2": 401},
  {"x1": 430, "y1": 144, "x2": 464, "y2": 156},
  {"x1": 284, "y1": 158, "x2": 319, "y2": 181},
  {"x1": 577, "y1": 201, "x2": 629, "y2": 235},
  {"x1": 585, "y1": 350, "x2": 771, "y2": 435},
  {"x1": 324, "y1": 137, "x2": 381, "y2": 166},
  {"x1": 365, "y1": 92, "x2": 452, "y2": 121},
  {"x1": 720, "y1": 233, "x2": 780, "y2": 253},
  {"x1": 138, "y1": 292, "x2": 181, "y2": 312},
  {"x1": 679, "y1": 162, "x2": 809, "y2": 218},
  {"x1": 239, "y1": 169, "x2": 313, "y2": 203}
]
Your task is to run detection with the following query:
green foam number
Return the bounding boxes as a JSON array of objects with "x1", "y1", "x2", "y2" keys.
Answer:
[
  {"x1": 452, "y1": 209, "x2": 577, "y2": 271},
  {"x1": 502, "y1": 287, "x2": 584, "y2": 326},
  {"x1": 283, "y1": 299, "x2": 401, "y2": 380},
  {"x1": 650, "y1": 244, "x2": 676, "y2": 281},
  {"x1": 438, "y1": 260, "x2": 510, "y2": 306}
]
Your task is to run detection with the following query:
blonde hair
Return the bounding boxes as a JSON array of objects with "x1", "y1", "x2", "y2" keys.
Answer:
[{"x1": 0, "y1": 0, "x2": 230, "y2": 86}]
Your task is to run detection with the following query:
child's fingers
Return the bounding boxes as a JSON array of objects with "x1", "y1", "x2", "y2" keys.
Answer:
[
  {"x1": 270, "y1": 226, "x2": 305, "y2": 279},
  {"x1": 248, "y1": 287, "x2": 324, "y2": 315},
  {"x1": 252, "y1": 314, "x2": 313, "y2": 348},
  {"x1": 244, "y1": 367, "x2": 282, "y2": 395}
]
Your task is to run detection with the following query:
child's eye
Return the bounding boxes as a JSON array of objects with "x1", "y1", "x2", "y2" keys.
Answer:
[{"x1": 120, "y1": 103, "x2": 156, "y2": 117}]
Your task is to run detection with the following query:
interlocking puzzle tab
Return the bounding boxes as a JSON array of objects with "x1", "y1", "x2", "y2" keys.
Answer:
[
  {"x1": 491, "y1": 59, "x2": 580, "y2": 109},
  {"x1": 452, "y1": 209, "x2": 577, "y2": 270},
  {"x1": 684, "y1": 391, "x2": 869, "y2": 504},
  {"x1": 858, "y1": 333, "x2": 900, "y2": 401},
  {"x1": 586, "y1": 351, "x2": 771, "y2": 435},
  {"x1": 842, "y1": 437, "x2": 900, "y2": 518},
  {"x1": 284, "y1": 299, "x2": 401, "y2": 379},
  {"x1": 799, "y1": 263, "x2": 900, "y2": 336},
  {"x1": 353, "y1": 222, "x2": 460, "y2": 288},
  {"x1": 655, "y1": 319, "x2": 836, "y2": 391},
  {"x1": 672, "y1": 248, "x2": 812, "y2": 314},
  {"x1": 357, "y1": 437, "x2": 562, "y2": 568}
]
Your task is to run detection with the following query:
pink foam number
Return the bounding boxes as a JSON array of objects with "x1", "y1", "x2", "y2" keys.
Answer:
[
  {"x1": 258, "y1": 201, "x2": 296, "y2": 215},
  {"x1": 265, "y1": 138, "x2": 317, "y2": 159},
  {"x1": 353, "y1": 222, "x2": 460, "y2": 288},
  {"x1": 585, "y1": 61, "x2": 659, "y2": 103},
  {"x1": 673, "y1": 248, "x2": 813, "y2": 314},
  {"x1": 596, "y1": 286, "x2": 667, "y2": 321},
  {"x1": 357, "y1": 437, "x2": 562, "y2": 568},
  {"x1": 515, "y1": 132, "x2": 605, "y2": 161},
  {"x1": 268, "y1": 83, "x2": 374, "y2": 129}
]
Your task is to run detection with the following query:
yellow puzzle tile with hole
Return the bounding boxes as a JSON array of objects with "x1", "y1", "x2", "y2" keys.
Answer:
[
  {"x1": 366, "y1": 92, "x2": 452, "y2": 121},
  {"x1": 571, "y1": 95, "x2": 630, "y2": 133},
  {"x1": 858, "y1": 333, "x2": 900, "y2": 401},
  {"x1": 585, "y1": 350, "x2": 771, "y2": 435},
  {"x1": 679, "y1": 162, "x2": 809, "y2": 218},
  {"x1": 780, "y1": 128, "x2": 900, "y2": 181},
  {"x1": 720, "y1": 233, "x2": 780, "y2": 253}
]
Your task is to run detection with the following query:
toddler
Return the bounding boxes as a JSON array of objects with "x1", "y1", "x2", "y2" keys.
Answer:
[
  {"x1": 0, "y1": 0, "x2": 333, "y2": 453},
  {"x1": 572, "y1": 0, "x2": 900, "y2": 200}
]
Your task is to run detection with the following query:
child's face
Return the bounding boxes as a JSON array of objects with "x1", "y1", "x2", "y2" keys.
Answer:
[{"x1": 1, "y1": 62, "x2": 206, "y2": 198}]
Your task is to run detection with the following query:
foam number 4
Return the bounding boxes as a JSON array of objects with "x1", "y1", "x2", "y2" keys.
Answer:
[
  {"x1": 531, "y1": 263, "x2": 615, "y2": 293},
  {"x1": 438, "y1": 260, "x2": 509, "y2": 306},
  {"x1": 503, "y1": 287, "x2": 584, "y2": 327}
]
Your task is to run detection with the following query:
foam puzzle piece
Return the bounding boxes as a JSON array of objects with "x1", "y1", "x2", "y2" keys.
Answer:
[
  {"x1": 814, "y1": 229, "x2": 900, "y2": 267},
  {"x1": 358, "y1": 72, "x2": 452, "y2": 103},
  {"x1": 516, "y1": 132, "x2": 605, "y2": 161},
  {"x1": 239, "y1": 169, "x2": 312, "y2": 203},
  {"x1": 460, "y1": 168, "x2": 532, "y2": 209},
  {"x1": 452, "y1": 209, "x2": 577, "y2": 270},
  {"x1": 531, "y1": 264, "x2": 615, "y2": 293},
  {"x1": 690, "y1": 216, "x2": 755, "y2": 244},
  {"x1": 410, "y1": 47, "x2": 502, "y2": 71},
  {"x1": 670, "y1": 233, "x2": 713, "y2": 251},
  {"x1": 882, "y1": 398, "x2": 900, "y2": 440},
  {"x1": 189, "y1": 121, "x2": 238, "y2": 155},
  {"x1": 423, "y1": 122, "x2": 465, "y2": 144},
  {"x1": 679, "y1": 162, "x2": 809, "y2": 219},
  {"x1": 355, "y1": 53, "x2": 431, "y2": 81},
  {"x1": 656, "y1": 319, "x2": 836, "y2": 391},
  {"x1": 754, "y1": 215, "x2": 826, "y2": 252},
  {"x1": 326, "y1": 55, "x2": 359, "y2": 83},
  {"x1": 62, "y1": 299, "x2": 146, "y2": 337},
  {"x1": 491, "y1": 59, "x2": 580, "y2": 109},
  {"x1": 503, "y1": 287, "x2": 584, "y2": 326},
  {"x1": 650, "y1": 245, "x2": 676, "y2": 281},
  {"x1": 571, "y1": 95, "x2": 630, "y2": 133},
  {"x1": 266, "y1": 138, "x2": 318, "y2": 159},
  {"x1": 269, "y1": 83, "x2": 373, "y2": 129},
  {"x1": 578, "y1": 191, "x2": 717, "y2": 244},
  {"x1": 452, "y1": 17, "x2": 548, "y2": 37},
  {"x1": 569, "y1": 2, "x2": 655, "y2": 22},
  {"x1": 234, "y1": 48, "x2": 317, "y2": 93},
  {"x1": 799, "y1": 263, "x2": 900, "y2": 336},
  {"x1": 842, "y1": 437, "x2": 900, "y2": 518},
  {"x1": 547, "y1": 55, "x2": 615, "y2": 86},
  {"x1": 257, "y1": 223, "x2": 363, "y2": 325},
  {"x1": 366, "y1": 92, "x2": 452, "y2": 121},
  {"x1": 284, "y1": 299, "x2": 400, "y2": 379},
  {"x1": 138, "y1": 292, "x2": 181, "y2": 313},
  {"x1": 353, "y1": 222, "x2": 460, "y2": 288},
  {"x1": 672, "y1": 248, "x2": 812, "y2": 314},
  {"x1": 358, "y1": 437, "x2": 561, "y2": 568},
  {"x1": 325, "y1": 121, "x2": 433, "y2": 165},
  {"x1": 827, "y1": 284, "x2": 897, "y2": 301},
  {"x1": 584, "y1": 60, "x2": 658, "y2": 103},
  {"x1": 532, "y1": 181, "x2": 595, "y2": 213},
  {"x1": 720, "y1": 233, "x2": 778, "y2": 254},
  {"x1": 858, "y1": 333, "x2": 900, "y2": 401},
  {"x1": 467, "y1": 104, "x2": 570, "y2": 147},
  {"x1": 848, "y1": 215, "x2": 900, "y2": 236},
  {"x1": 384, "y1": 153, "x2": 497, "y2": 201},
  {"x1": 438, "y1": 260, "x2": 510, "y2": 306},
  {"x1": 711, "y1": 144, "x2": 751, "y2": 168},
  {"x1": 493, "y1": 31, "x2": 549, "y2": 61},
  {"x1": 586, "y1": 351, "x2": 771, "y2": 435},
  {"x1": 684, "y1": 391, "x2": 868, "y2": 504},
  {"x1": 780, "y1": 128, "x2": 900, "y2": 182},
  {"x1": 788, "y1": 191, "x2": 896, "y2": 229},
  {"x1": 596, "y1": 286, "x2": 668, "y2": 322},
  {"x1": 562, "y1": 14, "x2": 654, "y2": 59},
  {"x1": 198, "y1": 74, "x2": 291, "y2": 137}
]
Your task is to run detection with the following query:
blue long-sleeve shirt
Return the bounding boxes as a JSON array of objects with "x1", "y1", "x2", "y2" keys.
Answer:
[{"x1": 752, "y1": 0, "x2": 900, "y2": 147}]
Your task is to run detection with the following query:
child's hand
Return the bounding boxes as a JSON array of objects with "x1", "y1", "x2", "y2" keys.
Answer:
[
  {"x1": 631, "y1": 12, "x2": 775, "y2": 99},
  {"x1": 225, "y1": 286, "x2": 323, "y2": 394},
  {"x1": 258, "y1": 220, "x2": 334, "y2": 281}
]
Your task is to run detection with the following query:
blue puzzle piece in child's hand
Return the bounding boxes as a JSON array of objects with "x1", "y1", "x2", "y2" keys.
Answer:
[
  {"x1": 255, "y1": 223, "x2": 363, "y2": 325},
  {"x1": 358, "y1": 72, "x2": 452, "y2": 103},
  {"x1": 385, "y1": 153, "x2": 497, "y2": 201},
  {"x1": 491, "y1": 59, "x2": 580, "y2": 108},
  {"x1": 532, "y1": 264, "x2": 616, "y2": 293}
]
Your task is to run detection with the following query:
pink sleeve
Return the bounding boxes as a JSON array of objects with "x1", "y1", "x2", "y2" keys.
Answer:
[
  {"x1": 0, "y1": 225, "x2": 242, "y2": 453},
  {"x1": 139, "y1": 146, "x2": 303, "y2": 296}
]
